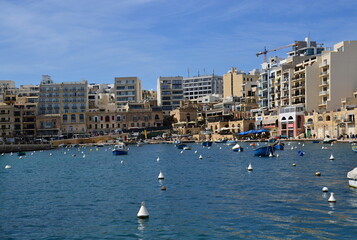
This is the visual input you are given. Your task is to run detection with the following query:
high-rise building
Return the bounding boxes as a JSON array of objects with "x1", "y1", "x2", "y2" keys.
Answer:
[
  {"x1": 317, "y1": 40, "x2": 357, "y2": 111},
  {"x1": 183, "y1": 74, "x2": 223, "y2": 101},
  {"x1": 157, "y1": 76, "x2": 184, "y2": 115},
  {"x1": 223, "y1": 67, "x2": 259, "y2": 99},
  {"x1": 114, "y1": 77, "x2": 142, "y2": 108},
  {"x1": 38, "y1": 75, "x2": 88, "y2": 137}
]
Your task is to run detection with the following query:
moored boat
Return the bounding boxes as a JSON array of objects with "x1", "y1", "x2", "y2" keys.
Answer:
[
  {"x1": 176, "y1": 143, "x2": 187, "y2": 149},
  {"x1": 254, "y1": 146, "x2": 274, "y2": 157},
  {"x1": 273, "y1": 141, "x2": 285, "y2": 150},
  {"x1": 312, "y1": 140, "x2": 320, "y2": 143},
  {"x1": 347, "y1": 167, "x2": 357, "y2": 188},
  {"x1": 17, "y1": 151, "x2": 26, "y2": 156},
  {"x1": 226, "y1": 140, "x2": 236, "y2": 146},
  {"x1": 232, "y1": 144, "x2": 244, "y2": 152},
  {"x1": 323, "y1": 137, "x2": 336, "y2": 144},
  {"x1": 112, "y1": 142, "x2": 128, "y2": 155},
  {"x1": 183, "y1": 146, "x2": 191, "y2": 150},
  {"x1": 352, "y1": 146, "x2": 357, "y2": 153}
]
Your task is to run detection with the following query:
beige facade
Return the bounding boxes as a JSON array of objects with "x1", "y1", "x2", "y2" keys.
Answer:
[
  {"x1": 157, "y1": 76, "x2": 184, "y2": 115},
  {"x1": 318, "y1": 41, "x2": 357, "y2": 111},
  {"x1": 36, "y1": 114, "x2": 61, "y2": 137},
  {"x1": 223, "y1": 67, "x2": 259, "y2": 98},
  {"x1": 114, "y1": 77, "x2": 142, "y2": 108},
  {"x1": 0, "y1": 104, "x2": 14, "y2": 138}
]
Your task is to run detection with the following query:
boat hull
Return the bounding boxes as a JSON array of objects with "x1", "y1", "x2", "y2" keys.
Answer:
[
  {"x1": 273, "y1": 144, "x2": 284, "y2": 150},
  {"x1": 352, "y1": 146, "x2": 357, "y2": 153},
  {"x1": 176, "y1": 144, "x2": 187, "y2": 149},
  {"x1": 349, "y1": 179, "x2": 357, "y2": 188},
  {"x1": 254, "y1": 146, "x2": 274, "y2": 157},
  {"x1": 112, "y1": 150, "x2": 128, "y2": 155},
  {"x1": 232, "y1": 147, "x2": 244, "y2": 152}
]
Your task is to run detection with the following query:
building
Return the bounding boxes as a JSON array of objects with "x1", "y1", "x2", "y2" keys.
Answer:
[
  {"x1": 114, "y1": 77, "x2": 142, "y2": 108},
  {"x1": 0, "y1": 80, "x2": 17, "y2": 105},
  {"x1": 183, "y1": 74, "x2": 223, "y2": 101},
  {"x1": 88, "y1": 83, "x2": 115, "y2": 110},
  {"x1": 223, "y1": 67, "x2": 259, "y2": 100},
  {"x1": 38, "y1": 75, "x2": 88, "y2": 137},
  {"x1": 0, "y1": 104, "x2": 14, "y2": 139},
  {"x1": 157, "y1": 76, "x2": 184, "y2": 115},
  {"x1": 17, "y1": 84, "x2": 39, "y2": 104},
  {"x1": 279, "y1": 105, "x2": 305, "y2": 138},
  {"x1": 317, "y1": 40, "x2": 357, "y2": 111}
]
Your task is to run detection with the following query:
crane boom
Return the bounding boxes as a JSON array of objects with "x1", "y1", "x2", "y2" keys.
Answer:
[{"x1": 256, "y1": 42, "x2": 298, "y2": 62}]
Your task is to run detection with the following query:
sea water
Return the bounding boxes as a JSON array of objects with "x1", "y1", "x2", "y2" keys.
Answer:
[{"x1": 1, "y1": 142, "x2": 357, "y2": 239}]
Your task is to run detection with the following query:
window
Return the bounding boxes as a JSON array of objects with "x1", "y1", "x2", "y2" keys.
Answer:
[
  {"x1": 79, "y1": 114, "x2": 84, "y2": 122},
  {"x1": 71, "y1": 114, "x2": 76, "y2": 122},
  {"x1": 326, "y1": 116, "x2": 331, "y2": 121},
  {"x1": 63, "y1": 114, "x2": 68, "y2": 123},
  {"x1": 318, "y1": 116, "x2": 323, "y2": 121}
]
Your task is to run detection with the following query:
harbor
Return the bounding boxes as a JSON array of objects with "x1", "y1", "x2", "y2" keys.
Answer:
[{"x1": 1, "y1": 141, "x2": 357, "y2": 239}]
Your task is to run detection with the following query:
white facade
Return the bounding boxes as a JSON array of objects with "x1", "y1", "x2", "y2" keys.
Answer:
[
  {"x1": 183, "y1": 74, "x2": 223, "y2": 101},
  {"x1": 157, "y1": 76, "x2": 184, "y2": 115}
]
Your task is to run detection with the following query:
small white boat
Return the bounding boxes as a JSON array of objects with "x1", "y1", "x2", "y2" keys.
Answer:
[
  {"x1": 183, "y1": 146, "x2": 191, "y2": 150},
  {"x1": 347, "y1": 167, "x2": 357, "y2": 188}
]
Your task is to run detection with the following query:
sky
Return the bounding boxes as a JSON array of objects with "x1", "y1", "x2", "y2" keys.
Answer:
[{"x1": 0, "y1": 0, "x2": 356, "y2": 90}]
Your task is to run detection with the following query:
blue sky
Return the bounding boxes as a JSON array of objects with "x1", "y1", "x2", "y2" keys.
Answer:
[{"x1": 0, "y1": 0, "x2": 356, "y2": 90}]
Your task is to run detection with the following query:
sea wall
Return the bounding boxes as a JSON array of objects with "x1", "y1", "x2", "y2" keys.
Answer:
[{"x1": 0, "y1": 144, "x2": 53, "y2": 153}]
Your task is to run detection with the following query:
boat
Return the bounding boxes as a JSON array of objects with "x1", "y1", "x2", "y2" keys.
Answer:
[
  {"x1": 312, "y1": 140, "x2": 320, "y2": 143},
  {"x1": 176, "y1": 143, "x2": 187, "y2": 149},
  {"x1": 17, "y1": 151, "x2": 26, "y2": 156},
  {"x1": 352, "y1": 146, "x2": 357, "y2": 153},
  {"x1": 202, "y1": 141, "x2": 213, "y2": 147},
  {"x1": 273, "y1": 141, "x2": 285, "y2": 150},
  {"x1": 183, "y1": 146, "x2": 191, "y2": 150},
  {"x1": 232, "y1": 144, "x2": 244, "y2": 152},
  {"x1": 323, "y1": 137, "x2": 336, "y2": 144},
  {"x1": 347, "y1": 167, "x2": 357, "y2": 188},
  {"x1": 253, "y1": 146, "x2": 274, "y2": 157},
  {"x1": 214, "y1": 139, "x2": 227, "y2": 143},
  {"x1": 112, "y1": 142, "x2": 128, "y2": 155}
]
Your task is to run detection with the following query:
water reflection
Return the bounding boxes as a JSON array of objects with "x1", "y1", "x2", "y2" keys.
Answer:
[{"x1": 137, "y1": 218, "x2": 149, "y2": 239}]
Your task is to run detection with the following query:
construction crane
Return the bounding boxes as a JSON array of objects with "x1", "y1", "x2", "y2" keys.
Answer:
[{"x1": 256, "y1": 42, "x2": 298, "y2": 63}]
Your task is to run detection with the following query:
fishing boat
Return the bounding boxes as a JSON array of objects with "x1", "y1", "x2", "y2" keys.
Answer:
[
  {"x1": 273, "y1": 141, "x2": 285, "y2": 150},
  {"x1": 352, "y1": 146, "x2": 357, "y2": 153},
  {"x1": 347, "y1": 167, "x2": 357, "y2": 188},
  {"x1": 253, "y1": 146, "x2": 274, "y2": 157},
  {"x1": 323, "y1": 137, "x2": 336, "y2": 144},
  {"x1": 112, "y1": 142, "x2": 128, "y2": 155},
  {"x1": 17, "y1": 151, "x2": 26, "y2": 156},
  {"x1": 232, "y1": 144, "x2": 244, "y2": 152},
  {"x1": 202, "y1": 141, "x2": 213, "y2": 147}
]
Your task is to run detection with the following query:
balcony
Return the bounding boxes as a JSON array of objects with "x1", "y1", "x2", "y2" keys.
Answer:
[
  {"x1": 319, "y1": 62, "x2": 328, "y2": 68},
  {"x1": 319, "y1": 80, "x2": 329, "y2": 86},
  {"x1": 320, "y1": 71, "x2": 329, "y2": 76}
]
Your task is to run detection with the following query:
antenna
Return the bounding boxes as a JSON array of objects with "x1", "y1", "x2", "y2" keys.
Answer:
[{"x1": 187, "y1": 68, "x2": 190, "y2": 77}]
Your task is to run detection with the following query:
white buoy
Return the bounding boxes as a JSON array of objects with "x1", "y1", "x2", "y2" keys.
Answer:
[
  {"x1": 322, "y1": 187, "x2": 329, "y2": 192},
  {"x1": 328, "y1": 192, "x2": 336, "y2": 202},
  {"x1": 199, "y1": 155, "x2": 203, "y2": 159},
  {"x1": 180, "y1": 150, "x2": 183, "y2": 154},
  {"x1": 5, "y1": 165, "x2": 11, "y2": 169},
  {"x1": 83, "y1": 154, "x2": 86, "y2": 158},
  {"x1": 247, "y1": 163, "x2": 253, "y2": 171},
  {"x1": 157, "y1": 157, "x2": 160, "y2": 162},
  {"x1": 120, "y1": 160, "x2": 124, "y2": 164},
  {"x1": 158, "y1": 171, "x2": 164, "y2": 180},
  {"x1": 208, "y1": 147, "x2": 210, "y2": 149},
  {"x1": 269, "y1": 152, "x2": 273, "y2": 157},
  {"x1": 194, "y1": 150, "x2": 197, "y2": 154},
  {"x1": 137, "y1": 201, "x2": 149, "y2": 219},
  {"x1": 276, "y1": 154, "x2": 279, "y2": 157},
  {"x1": 219, "y1": 147, "x2": 222, "y2": 149},
  {"x1": 49, "y1": 153, "x2": 52, "y2": 156},
  {"x1": 329, "y1": 154, "x2": 334, "y2": 160},
  {"x1": 64, "y1": 152, "x2": 67, "y2": 155},
  {"x1": 19, "y1": 156, "x2": 22, "y2": 159},
  {"x1": 10, "y1": 152, "x2": 13, "y2": 156},
  {"x1": 1, "y1": 153, "x2": 3, "y2": 156}
]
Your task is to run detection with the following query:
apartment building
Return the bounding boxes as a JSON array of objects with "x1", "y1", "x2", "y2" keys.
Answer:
[
  {"x1": 88, "y1": 83, "x2": 115, "y2": 109},
  {"x1": 0, "y1": 104, "x2": 14, "y2": 138},
  {"x1": 183, "y1": 74, "x2": 223, "y2": 101},
  {"x1": 38, "y1": 75, "x2": 88, "y2": 137},
  {"x1": 17, "y1": 85, "x2": 39, "y2": 104},
  {"x1": 114, "y1": 77, "x2": 142, "y2": 108},
  {"x1": 318, "y1": 40, "x2": 357, "y2": 111},
  {"x1": 0, "y1": 80, "x2": 17, "y2": 104},
  {"x1": 157, "y1": 76, "x2": 184, "y2": 115},
  {"x1": 223, "y1": 67, "x2": 259, "y2": 98}
]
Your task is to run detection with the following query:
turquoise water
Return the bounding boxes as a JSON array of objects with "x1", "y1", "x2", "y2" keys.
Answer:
[{"x1": 1, "y1": 142, "x2": 357, "y2": 239}]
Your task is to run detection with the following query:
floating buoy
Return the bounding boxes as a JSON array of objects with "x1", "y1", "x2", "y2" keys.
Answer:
[
  {"x1": 328, "y1": 192, "x2": 336, "y2": 202},
  {"x1": 269, "y1": 152, "x2": 273, "y2": 157},
  {"x1": 199, "y1": 155, "x2": 203, "y2": 159},
  {"x1": 5, "y1": 165, "x2": 11, "y2": 169},
  {"x1": 64, "y1": 152, "x2": 67, "y2": 155},
  {"x1": 10, "y1": 152, "x2": 13, "y2": 156},
  {"x1": 72, "y1": 154, "x2": 76, "y2": 157},
  {"x1": 219, "y1": 147, "x2": 222, "y2": 149},
  {"x1": 158, "y1": 171, "x2": 164, "y2": 180},
  {"x1": 329, "y1": 154, "x2": 334, "y2": 160},
  {"x1": 120, "y1": 160, "x2": 124, "y2": 164},
  {"x1": 315, "y1": 172, "x2": 321, "y2": 176},
  {"x1": 298, "y1": 151, "x2": 304, "y2": 156},
  {"x1": 247, "y1": 163, "x2": 253, "y2": 171},
  {"x1": 194, "y1": 151, "x2": 197, "y2": 154},
  {"x1": 208, "y1": 147, "x2": 210, "y2": 149},
  {"x1": 137, "y1": 202, "x2": 149, "y2": 219},
  {"x1": 276, "y1": 154, "x2": 279, "y2": 157},
  {"x1": 180, "y1": 150, "x2": 183, "y2": 154},
  {"x1": 157, "y1": 157, "x2": 160, "y2": 162},
  {"x1": 83, "y1": 154, "x2": 86, "y2": 158},
  {"x1": 49, "y1": 153, "x2": 52, "y2": 156},
  {"x1": 19, "y1": 156, "x2": 22, "y2": 159},
  {"x1": 96, "y1": 148, "x2": 99, "y2": 151},
  {"x1": 90, "y1": 149, "x2": 93, "y2": 152},
  {"x1": 1, "y1": 153, "x2": 3, "y2": 156},
  {"x1": 292, "y1": 163, "x2": 296, "y2": 167},
  {"x1": 161, "y1": 186, "x2": 167, "y2": 191},
  {"x1": 322, "y1": 187, "x2": 329, "y2": 192}
]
